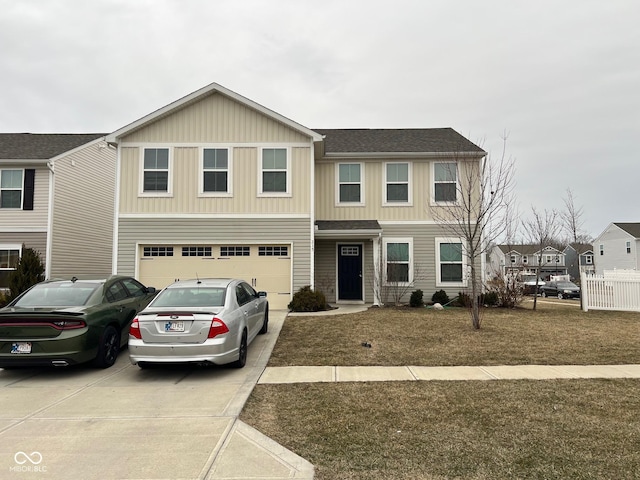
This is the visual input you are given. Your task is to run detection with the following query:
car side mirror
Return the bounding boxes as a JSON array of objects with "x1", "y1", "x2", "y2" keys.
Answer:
[
  {"x1": 146, "y1": 287, "x2": 157, "y2": 294},
  {"x1": 258, "y1": 291, "x2": 267, "y2": 297}
]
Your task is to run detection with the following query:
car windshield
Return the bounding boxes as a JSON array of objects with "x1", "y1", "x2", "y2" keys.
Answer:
[
  {"x1": 556, "y1": 282, "x2": 577, "y2": 289},
  {"x1": 151, "y1": 287, "x2": 226, "y2": 308},
  {"x1": 13, "y1": 282, "x2": 101, "y2": 307}
]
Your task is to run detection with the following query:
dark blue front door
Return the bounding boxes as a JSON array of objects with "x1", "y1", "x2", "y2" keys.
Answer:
[{"x1": 338, "y1": 244, "x2": 363, "y2": 301}]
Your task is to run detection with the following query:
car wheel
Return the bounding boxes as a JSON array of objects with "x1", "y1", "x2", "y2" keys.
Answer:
[
  {"x1": 93, "y1": 326, "x2": 120, "y2": 368},
  {"x1": 259, "y1": 308, "x2": 269, "y2": 335},
  {"x1": 232, "y1": 330, "x2": 247, "y2": 369},
  {"x1": 541, "y1": 291, "x2": 547, "y2": 298},
  {"x1": 557, "y1": 293, "x2": 564, "y2": 300}
]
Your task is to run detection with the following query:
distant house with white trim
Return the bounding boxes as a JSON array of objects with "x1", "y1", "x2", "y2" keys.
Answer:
[{"x1": 594, "y1": 223, "x2": 640, "y2": 274}]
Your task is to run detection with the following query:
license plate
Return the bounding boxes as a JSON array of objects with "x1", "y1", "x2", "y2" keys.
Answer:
[
  {"x1": 164, "y1": 321, "x2": 184, "y2": 332},
  {"x1": 11, "y1": 342, "x2": 32, "y2": 354}
]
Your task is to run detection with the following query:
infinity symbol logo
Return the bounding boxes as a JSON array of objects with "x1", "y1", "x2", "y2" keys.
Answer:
[{"x1": 14, "y1": 451, "x2": 43, "y2": 465}]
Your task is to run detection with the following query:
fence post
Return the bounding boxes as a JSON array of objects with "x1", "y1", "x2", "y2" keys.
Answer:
[{"x1": 580, "y1": 271, "x2": 588, "y2": 312}]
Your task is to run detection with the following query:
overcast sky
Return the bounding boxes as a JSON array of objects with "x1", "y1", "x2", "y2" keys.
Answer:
[{"x1": 1, "y1": 0, "x2": 638, "y2": 240}]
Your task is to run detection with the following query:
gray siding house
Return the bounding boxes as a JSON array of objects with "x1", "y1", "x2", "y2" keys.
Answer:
[
  {"x1": 0, "y1": 133, "x2": 116, "y2": 289},
  {"x1": 594, "y1": 223, "x2": 640, "y2": 274}
]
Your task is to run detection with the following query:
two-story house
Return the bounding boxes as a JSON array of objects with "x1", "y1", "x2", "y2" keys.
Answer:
[
  {"x1": 594, "y1": 223, "x2": 640, "y2": 274},
  {"x1": 106, "y1": 83, "x2": 486, "y2": 309},
  {"x1": 489, "y1": 244, "x2": 567, "y2": 280},
  {"x1": 564, "y1": 244, "x2": 595, "y2": 279},
  {"x1": 0, "y1": 133, "x2": 116, "y2": 290}
]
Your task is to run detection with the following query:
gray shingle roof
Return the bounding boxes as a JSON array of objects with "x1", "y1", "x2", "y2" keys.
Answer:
[
  {"x1": 0, "y1": 133, "x2": 105, "y2": 159},
  {"x1": 315, "y1": 220, "x2": 382, "y2": 231},
  {"x1": 614, "y1": 223, "x2": 640, "y2": 238},
  {"x1": 313, "y1": 128, "x2": 485, "y2": 155}
]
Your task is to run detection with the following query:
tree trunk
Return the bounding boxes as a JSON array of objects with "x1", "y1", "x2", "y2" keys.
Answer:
[{"x1": 470, "y1": 263, "x2": 481, "y2": 329}]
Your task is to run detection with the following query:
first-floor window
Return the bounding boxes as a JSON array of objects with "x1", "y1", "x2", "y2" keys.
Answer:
[
  {"x1": 0, "y1": 169, "x2": 23, "y2": 208},
  {"x1": 384, "y1": 238, "x2": 412, "y2": 284},
  {"x1": 0, "y1": 247, "x2": 20, "y2": 269},
  {"x1": 436, "y1": 238, "x2": 465, "y2": 285}
]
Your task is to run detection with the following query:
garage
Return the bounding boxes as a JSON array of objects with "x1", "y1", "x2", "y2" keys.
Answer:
[{"x1": 137, "y1": 244, "x2": 292, "y2": 310}]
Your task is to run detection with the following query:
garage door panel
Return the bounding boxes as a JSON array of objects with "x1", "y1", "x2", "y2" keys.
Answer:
[{"x1": 138, "y1": 245, "x2": 291, "y2": 310}]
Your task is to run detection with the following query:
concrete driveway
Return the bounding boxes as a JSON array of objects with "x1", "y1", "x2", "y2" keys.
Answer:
[{"x1": 0, "y1": 310, "x2": 312, "y2": 480}]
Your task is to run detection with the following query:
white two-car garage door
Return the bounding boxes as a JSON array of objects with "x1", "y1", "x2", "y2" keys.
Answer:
[{"x1": 137, "y1": 244, "x2": 291, "y2": 310}]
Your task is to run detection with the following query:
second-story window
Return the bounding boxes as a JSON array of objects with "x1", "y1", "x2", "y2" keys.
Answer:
[
  {"x1": 626, "y1": 241, "x2": 631, "y2": 254},
  {"x1": 261, "y1": 148, "x2": 288, "y2": 194},
  {"x1": 384, "y1": 162, "x2": 410, "y2": 204},
  {"x1": 0, "y1": 169, "x2": 23, "y2": 208},
  {"x1": 143, "y1": 148, "x2": 170, "y2": 193},
  {"x1": 203, "y1": 148, "x2": 229, "y2": 194},
  {"x1": 338, "y1": 163, "x2": 363, "y2": 204},
  {"x1": 585, "y1": 255, "x2": 593, "y2": 265},
  {"x1": 433, "y1": 162, "x2": 457, "y2": 203}
]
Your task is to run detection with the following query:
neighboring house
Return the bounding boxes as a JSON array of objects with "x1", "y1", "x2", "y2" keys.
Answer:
[
  {"x1": 594, "y1": 223, "x2": 640, "y2": 274},
  {"x1": 0, "y1": 133, "x2": 116, "y2": 289},
  {"x1": 106, "y1": 83, "x2": 486, "y2": 309},
  {"x1": 564, "y1": 244, "x2": 595, "y2": 280},
  {"x1": 489, "y1": 244, "x2": 568, "y2": 280}
]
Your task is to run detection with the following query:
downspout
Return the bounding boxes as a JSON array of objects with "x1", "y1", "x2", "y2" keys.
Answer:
[
  {"x1": 309, "y1": 140, "x2": 316, "y2": 290},
  {"x1": 373, "y1": 232, "x2": 382, "y2": 306},
  {"x1": 111, "y1": 142, "x2": 121, "y2": 274},
  {"x1": 45, "y1": 160, "x2": 55, "y2": 279}
]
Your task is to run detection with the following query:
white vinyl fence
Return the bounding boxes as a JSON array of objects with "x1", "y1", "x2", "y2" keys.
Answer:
[{"x1": 581, "y1": 270, "x2": 640, "y2": 312}]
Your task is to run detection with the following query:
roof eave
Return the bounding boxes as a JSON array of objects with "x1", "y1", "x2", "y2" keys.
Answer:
[{"x1": 322, "y1": 151, "x2": 487, "y2": 159}]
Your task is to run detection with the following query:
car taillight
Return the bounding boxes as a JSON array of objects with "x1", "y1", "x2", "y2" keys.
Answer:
[
  {"x1": 52, "y1": 320, "x2": 87, "y2": 330},
  {"x1": 129, "y1": 318, "x2": 142, "y2": 339},
  {"x1": 208, "y1": 318, "x2": 229, "y2": 338}
]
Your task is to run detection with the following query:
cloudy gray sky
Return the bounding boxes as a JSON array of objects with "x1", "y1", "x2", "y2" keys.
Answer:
[{"x1": 2, "y1": 0, "x2": 638, "y2": 240}]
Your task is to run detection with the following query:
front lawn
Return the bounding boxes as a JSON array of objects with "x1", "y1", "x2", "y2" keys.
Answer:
[{"x1": 241, "y1": 303, "x2": 640, "y2": 479}]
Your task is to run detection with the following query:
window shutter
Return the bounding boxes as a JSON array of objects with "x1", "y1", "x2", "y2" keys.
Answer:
[{"x1": 23, "y1": 169, "x2": 35, "y2": 210}]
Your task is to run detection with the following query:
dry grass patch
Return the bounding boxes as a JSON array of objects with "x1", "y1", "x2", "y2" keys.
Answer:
[
  {"x1": 242, "y1": 379, "x2": 640, "y2": 479},
  {"x1": 268, "y1": 302, "x2": 640, "y2": 366}
]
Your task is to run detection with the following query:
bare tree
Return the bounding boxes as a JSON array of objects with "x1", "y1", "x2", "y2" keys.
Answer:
[
  {"x1": 430, "y1": 133, "x2": 517, "y2": 329},
  {"x1": 522, "y1": 207, "x2": 562, "y2": 310},
  {"x1": 561, "y1": 188, "x2": 591, "y2": 244}
]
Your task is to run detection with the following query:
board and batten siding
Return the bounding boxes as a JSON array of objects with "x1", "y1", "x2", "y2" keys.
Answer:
[
  {"x1": 314, "y1": 159, "x2": 481, "y2": 222},
  {"x1": 49, "y1": 142, "x2": 116, "y2": 279},
  {"x1": 117, "y1": 217, "x2": 312, "y2": 289},
  {"x1": 119, "y1": 92, "x2": 311, "y2": 144},
  {"x1": 119, "y1": 146, "x2": 311, "y2": 215},
  {"x1": 0, "y1": 164, "x2": 49, "y2": 230}
]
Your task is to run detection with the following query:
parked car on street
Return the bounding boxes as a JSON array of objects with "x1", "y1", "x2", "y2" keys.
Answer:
[
  {"x1": 0, "y1": 276, "x2": 157, "y2": 368},
  {"x1": 539, "y1": 281, "x2": 581, "y2": 299},
  {"x1": 128, "y1": 278, "x2": 268, "y2": 369}
]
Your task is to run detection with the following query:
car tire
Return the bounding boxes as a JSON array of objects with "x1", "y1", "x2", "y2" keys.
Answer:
[
  {"x1": 93, "y1": 326, "x2": 120, "y2": 369},
  {"x1": 232, "y1": 330, "x2": 247, "y2": 369},
  {"x1": 259, "y1": 308, "x2": 269, "y2": 335},
  {"x1": 557, "y1": 293, "x2": 564, "y2": 300},
  {"x1": 541, "y1": 291, "x2": 547, "y2": 298}
]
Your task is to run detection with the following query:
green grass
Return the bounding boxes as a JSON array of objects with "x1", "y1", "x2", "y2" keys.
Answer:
[{"x1": 241, "y1": 303, "x2": 640, "y2": 479}]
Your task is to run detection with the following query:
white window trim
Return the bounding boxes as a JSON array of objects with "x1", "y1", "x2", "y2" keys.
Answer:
[
  {"x1": 139, "y1": 147, "x2": 173, "y2": 197},
  {"x1": 382, "y1": 237, "x2": 413, "y2": 286},
  {"x1": 0, "y1": 244, "x2": 22, "y2": 270},
  {"x1": 435, "y1": 237, "x2": 467, "y2": 287},
  {"x1": 258, "y1": 147, "x2": 291, "y2": 197},
  {"x1": 199, "y1": 146, "x2": 233, "y2": 197},
  {"x1": 430, "y1": 161, "x2": 459, "y2": 206},
  {"x1": 335, "y1": 162, "x2": 365, "y2": 207},
  {"x1": 0, "y1": 169, "x2": 24, "y2": 209},
  {"x1": 382, "y1": 161, "x2": 412, "y2": 206}
]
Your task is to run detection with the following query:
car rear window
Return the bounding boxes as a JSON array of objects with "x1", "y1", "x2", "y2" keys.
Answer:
[
  {"x1": 14, "y1": 283, "x2": 100, "y2": 307},
  {"x1": 151, "y1": 287, "x2": 226, "y2": 308}
]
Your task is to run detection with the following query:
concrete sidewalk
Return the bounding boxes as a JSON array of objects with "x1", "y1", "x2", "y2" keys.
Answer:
[{"x1": 259, "y1": 364, "x2": 640, "y2": 384}]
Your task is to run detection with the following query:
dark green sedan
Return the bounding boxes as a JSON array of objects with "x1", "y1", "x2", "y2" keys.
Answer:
[{"x1": 0, "y1": 276, "x2": 157, "y2": 369}]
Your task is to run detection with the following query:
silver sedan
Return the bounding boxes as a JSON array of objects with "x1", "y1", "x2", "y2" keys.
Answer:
[{"x1": 128, "y1": 278, "x2": 268, "y2": 368}]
